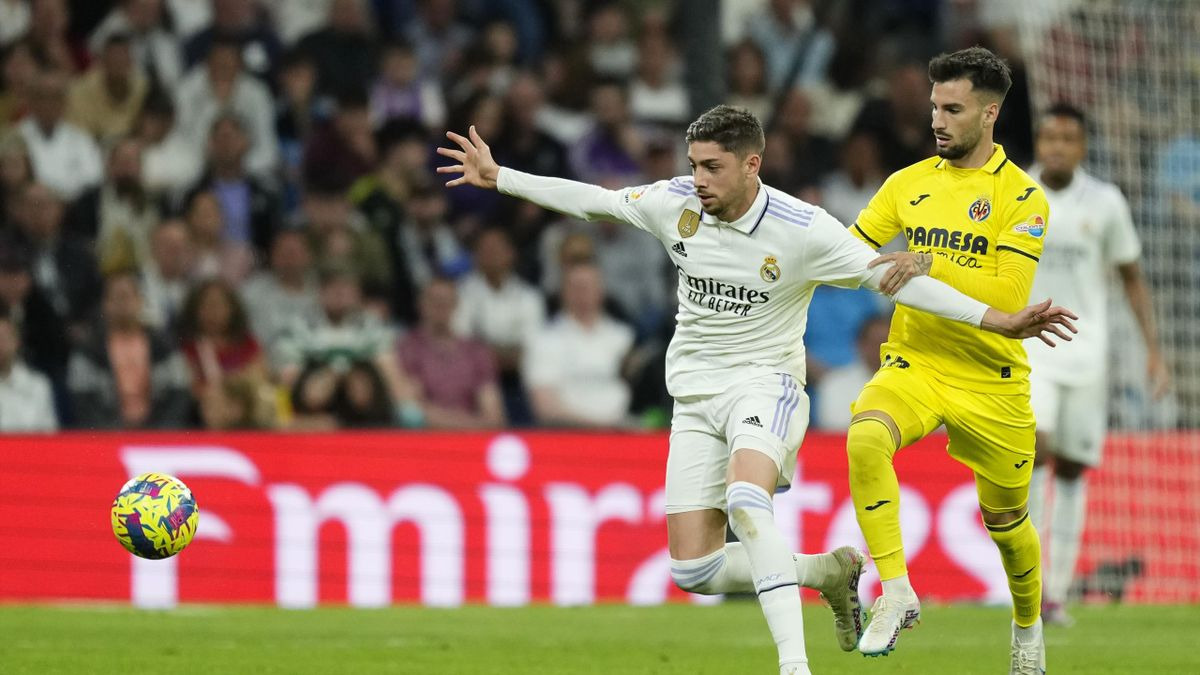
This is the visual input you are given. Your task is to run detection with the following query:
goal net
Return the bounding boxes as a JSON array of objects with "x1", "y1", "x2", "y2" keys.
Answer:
[{"x1": 1014, "y1": 0, "x2": 1200, "y2": 603}]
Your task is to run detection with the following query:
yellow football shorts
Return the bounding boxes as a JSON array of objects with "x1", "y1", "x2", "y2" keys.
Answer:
[{"x1": 851, "y1": 360, "x2": 1036, "y2": 510}]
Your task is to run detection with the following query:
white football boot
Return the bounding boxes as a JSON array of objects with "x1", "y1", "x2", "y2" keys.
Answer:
[
  {"x1": 858, "y1": 593, "x2": 921, "y2": 656},
  {"x1": 815, "y1": 546, "x2": 866, "y2": 651},
  {"x1": 1010, "y1": 617, "x2": 1047, "y2": 674}
]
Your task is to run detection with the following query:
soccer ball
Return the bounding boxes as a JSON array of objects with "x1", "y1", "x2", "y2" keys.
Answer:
[{"x1": 111, "y1": 473, "x2": 200, "y2": 560}]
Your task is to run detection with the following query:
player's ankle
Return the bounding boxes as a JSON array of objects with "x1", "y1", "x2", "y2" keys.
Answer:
[
  {"x1": 881, "y1": 574, "x2": 917, "y2": 598},
  {"x1": 793, "y1": 551, "x2": 837, "y2": 588}
]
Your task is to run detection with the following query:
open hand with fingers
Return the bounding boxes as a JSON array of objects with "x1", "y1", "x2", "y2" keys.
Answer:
[
  {"x1": 869, "y1": 251, "x2": 934, "y2": 295},
  {"x1": 436, "y1": 125, "x2": 500, "y2": 190},
  {"x1": 982, "y1": 299, "x2": 1078, "y2": 346}
]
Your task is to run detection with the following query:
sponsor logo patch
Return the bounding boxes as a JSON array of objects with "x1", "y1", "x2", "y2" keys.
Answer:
[{"x1": 1013, "y1": 215, "x2": 1046, "y2": 237}]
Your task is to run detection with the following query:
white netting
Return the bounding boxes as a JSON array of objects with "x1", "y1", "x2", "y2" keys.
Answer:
[{"x1": 1014, "y1": 0, "x2": 1200, "y2": 602}]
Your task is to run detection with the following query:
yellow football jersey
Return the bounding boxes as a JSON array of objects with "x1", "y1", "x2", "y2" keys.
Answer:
[{"x1": 852, "y1": 144, "x2": 1050, "y2": 393}]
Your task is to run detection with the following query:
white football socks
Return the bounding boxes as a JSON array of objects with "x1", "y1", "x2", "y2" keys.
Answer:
[
  {"x1": 726, "y1": 481, "x2": 807, "y2": 669},
  {"x1": 1047, "y1": 475, "x2": 1087, "y2": 604}
]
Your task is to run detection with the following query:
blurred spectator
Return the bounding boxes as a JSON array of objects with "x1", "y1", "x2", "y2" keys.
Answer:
[
  {"x1": 89, "y1": 0, "x2": 185, "y2": 94},
  {"x1": 164, "y1": 0, "x2": 211, "y2": 41},
  {"x1": 133, "y1": 93, "x2": 203, "y2": 200},
  {"x1": 11, "y1": 182, "x2": 100, "y2": 333},
  {"x1": 726, "y1": 39, "x2": 772, "y2": 124},
  {"x1": 295, "y1": 0, "x2": 379, "y2": 98},
  {"x1": 185, "y1": 188, "x2": 253, "y2": 284},
  {"x1": 402, "y1": 0, "x2": 474, "y2": 82},
  {"x1": 187, "y1": 113, "x2": 283, "y2": 257},
  {"x1": 240, "y1": 228, "x2": 319, "y2": 357},
  {"x1": 0, "y1": 1, "x2": 30, "y2": 49},
  {"x1": 27, "y1": 0, "x2": 83, "y2": 74},
  {"x1": 444, "y1": 90, "x2": 505, "y2": 217},
  {"x1": 399, "y1": 277, "x2": 505, "y2": 428},
  {"x1": 453, "y1": 227, "x2": 544, "y2": 424},
  {"x1": 588, "y1": 217, "x2": 669, "y2": 337},
  {"x1": 629, "y1": 32, "x2": 687, "y2": 126},
  {"x1": 183, "y1": 0, "x2": 282, "y2": 82},
  {"x1": 301, "y1": 187, "x2": 392, "y2": 296},
  {"x1": 262, "y1": 0, "x2": 332, "y2": 47},
  {"x1": 369, "y1": 39, "x2": 446, "y2": 129},
  {"x1": 0, "y1": 40, "x2": 39, "y2": 125},
  {"x1": 570, "y1": 79, "x2": 643, "y2": 185},
  {"x1": 66, "y1": 271, "x2": 192, "y2": 429},
  {"x1": 818, "y1": 131, "x2": 885, "y2": 229},
  {"x1": 852, "y1": 60, "x2": 936, "y2": 173},
  {"x1": 277, "y1": 264, "x2": 418, "y2": 427},
  {"x1": 178, "y1": 278, "x2": 275, "y2": 429},
  {"x1": 772, "y1": 88, "x2": 835, "y2": 193},
  {"x1": 804, "y1": 284, "x2": 888, "y2": 389},
  {"x1": 496, "y1": 72, "x2": 571, "y2": 179},
  {"x1": 803, "y1": 36, "x2": 873, "y2": 141},
  {"x1": 0, "y1": 304, "x2": 57, "y2": 431},
  {"x1": 139, "y1": 218, "x2": 195, "y2": 332},
  {"x1": 274, "y1": 49, "x2": 318, "y2": 198},
  {"x1": 68, "y1": 137, "x2": 162, "y2": 273},
  {"x1": 398, "y1": 183, "x2": 469, "y2": 291},
  {"x1": 585, "y1": 3, "x2": 636, "y2": 79},
  {"x1": 0, "y1": 133, "x2": 33, "y2": 224},
  {"x1": 1159, "y1": 126, "x2": 1200, "y2": 225},
  {"x1": 814, "y1": 313, "x2": 889, "y2": 431},
  {"x1": 0, "y1": 243, "x2": 68, "y2": 421},
  {"x1": 175, "y1": 38, "x2": 280, "y2": 178},
  {"x1": 304, "y1": 87, "x2": 376, "y2": 192},
  {"x1": 524, "y1": 262, "x2": 633, "y2": 427},
  {"x1": 17, "y1": 71, "x2": 104, "y2": 200},
  {"x1": 746, "y1": 0, "x2": 835, "y2": 91}
]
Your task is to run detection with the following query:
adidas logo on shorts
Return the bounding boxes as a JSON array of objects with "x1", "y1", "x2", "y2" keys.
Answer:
[
  {"x1": 672, "y1": 242, "x2": 687, "y2": 257},
  {"x1": 742, "y1": 416, "x2": 762, "y2": 427}
]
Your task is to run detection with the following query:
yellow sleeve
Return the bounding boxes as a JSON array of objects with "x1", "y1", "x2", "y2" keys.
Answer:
[
  {"x1": 851, "y1": 172, "x2": 903, "y2": 250},
  {"x1": 929, "y1": 190, "x2": 1049, "y2": 313},
  {"x1": 929, "y1": 247, "x2": 1037, "y2": 313}
]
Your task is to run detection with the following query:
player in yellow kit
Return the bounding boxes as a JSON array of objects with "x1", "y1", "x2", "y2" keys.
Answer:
[{"x1": 846, "y1": 47, "x2": 1051, "y2": 673}]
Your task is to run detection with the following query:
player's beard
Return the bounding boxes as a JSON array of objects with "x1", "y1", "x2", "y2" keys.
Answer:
[{"x1": 937, "y1": 126, "x2": 982, "y2": 160}]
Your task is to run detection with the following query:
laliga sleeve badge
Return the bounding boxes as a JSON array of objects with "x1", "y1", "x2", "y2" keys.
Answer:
[
  {"x1": 677, "y1": 209, "x2": 700, "y2": 238},
  {"x1": 760, "y1": 256, "x2": 781, "y2": 282},
  {"x1": 1013, "y1": 214, "x2": 1046, "y2": 237}
]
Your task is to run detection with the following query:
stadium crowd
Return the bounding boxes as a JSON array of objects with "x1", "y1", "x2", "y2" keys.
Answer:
[{"x1": 0, "y1": 0, "x2": 1044, "y2": 432}]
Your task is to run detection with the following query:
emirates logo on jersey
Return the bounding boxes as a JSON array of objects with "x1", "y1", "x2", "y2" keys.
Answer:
[{"x1": 968, "y1": 197, "x2": 992, "y2": 222}]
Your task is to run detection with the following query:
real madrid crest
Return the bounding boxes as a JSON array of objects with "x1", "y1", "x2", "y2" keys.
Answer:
[
  {"x1": 676, "y1": 209, "x2": 700, "y2": 238},
  {"x1": 760, "y1": 256, "x2": 781, "y2": 283},
  {"x1": 968, "y1": 196, "x2": 992, "y2": 222}
]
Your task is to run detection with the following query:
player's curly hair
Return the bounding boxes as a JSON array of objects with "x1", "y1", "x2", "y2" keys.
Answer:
[
  {"x1": 928, "y1": 46, "x2": 1012, "y2": 100},
  {"x1": 685, "y1": 105, "x2": 765, "y2": 158}
]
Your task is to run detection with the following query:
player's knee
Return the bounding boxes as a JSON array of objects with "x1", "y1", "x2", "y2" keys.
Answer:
[
  {"x1": 1054, "y1": 458, "x2": 1087, "y2": 481},
  {"x1": 669, "y1": 551, "x2": 726, "y2": 595},
  {"x1": 846, "y1": 414, "x2": 899, "y2": 466},
  {"x1": 981, "y1": 506, "x2": 1026, "y2": 528}
]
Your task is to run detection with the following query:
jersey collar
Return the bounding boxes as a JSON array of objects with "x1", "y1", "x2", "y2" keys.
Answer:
[
  {"x1": 934, "y1": 143, "x2": 1010, "y2": 174},
  {"x1": 699, "y1": 178, "x2": 770, "y2": 235}
]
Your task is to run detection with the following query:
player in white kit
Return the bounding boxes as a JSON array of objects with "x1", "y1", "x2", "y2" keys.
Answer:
[
  {"x1": 438, "y1": 106, "x2": 1076, "y2": 674},
  {"x1": 1025, "y1": 104, "x2": 1169, "y2": 626}
]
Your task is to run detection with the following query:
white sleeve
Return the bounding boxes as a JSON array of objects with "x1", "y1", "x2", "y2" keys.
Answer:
[
  {"x1": 1104, "y1": 187, "x2": 1142, "y2": 265},
  {"x1": 877, "y1": 272, "x2": 988, "y2": 327},
  {"x1": 497, "y1": 168, "x2": 665, "y2": 237},
  {"x1": 805, "y1": 211, "x2": 988, "y2": 326}
]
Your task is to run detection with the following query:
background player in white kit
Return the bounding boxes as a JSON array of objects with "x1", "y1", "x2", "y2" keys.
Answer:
[
  {"x1": 438, "y1": 106, "x2": 1076, "y2": 674},
  {"x1": 1025, "y1": 103, "x2": 1170, "y2": 626}
]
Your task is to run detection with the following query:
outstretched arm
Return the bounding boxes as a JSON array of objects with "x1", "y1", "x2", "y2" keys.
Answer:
[
  {"x1": 1118, "y1": 261, "x2": 1170, "y2": 398},
  {"x1": 437, "y1": 126, "x2": 648, "y2": 226}
]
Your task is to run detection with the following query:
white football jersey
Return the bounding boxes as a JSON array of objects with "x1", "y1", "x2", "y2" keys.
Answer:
[
  {"x1": 1025, "y1": 167, "x2": 1141, "y2": 384},
  {"x1": 500, "y1": 171, "x2": 880, "y2": 397}
]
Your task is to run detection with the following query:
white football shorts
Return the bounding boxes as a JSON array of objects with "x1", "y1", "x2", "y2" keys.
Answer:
[
  {"x1": 1029, "y1": 372, "x2": 1107, "y2": 466},
  {"x1": 665, "y1": 372, "x2": 809, "y2": 514}
]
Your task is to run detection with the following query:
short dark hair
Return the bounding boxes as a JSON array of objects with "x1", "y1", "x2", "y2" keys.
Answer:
[
  {"x1": 928, "y1": 46, "x2": 1012, "y2": 100},
  {"x1": 685, "y1": 105, "x2": 765, "y2": 158},
  {"x1": 1041, "y1": 102, "x2": 1087, "y2": 130}
]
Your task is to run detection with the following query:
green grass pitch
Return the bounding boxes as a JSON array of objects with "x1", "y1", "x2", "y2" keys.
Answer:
[{"x1": 1, "y1": 602, "x2": 1196, "y2": 673}]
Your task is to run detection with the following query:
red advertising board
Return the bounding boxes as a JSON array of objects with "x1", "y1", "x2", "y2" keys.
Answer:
[{"x1": 0, "y1": 431, "x2": 1193, "y2": 606}]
